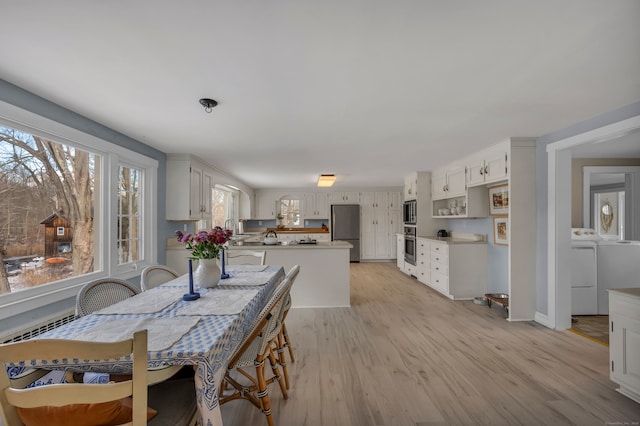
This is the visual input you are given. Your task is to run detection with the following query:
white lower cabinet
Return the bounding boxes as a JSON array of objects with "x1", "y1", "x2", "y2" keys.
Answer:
[
  {"x1": 609, "y1": 288, "x2": 640, "y2": 404},
  {"x1": 416, "y1": 237, "x2": 430, "y2": 284},
  {"x1": 425, "y1": 240, "x2": 487, "y2": 299},
  {"x1": 397, "y1": 234, "x2": 406, "y2": 272}
]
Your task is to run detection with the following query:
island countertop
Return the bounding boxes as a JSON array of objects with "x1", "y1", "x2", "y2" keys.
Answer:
[{"x1": 228, "y1": 241, "x2": 352, "y2": 249}]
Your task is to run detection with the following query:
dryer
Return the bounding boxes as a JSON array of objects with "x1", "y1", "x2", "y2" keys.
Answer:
[{"x1": 570, "y1": 228, "x2": 601, "y2": 315}]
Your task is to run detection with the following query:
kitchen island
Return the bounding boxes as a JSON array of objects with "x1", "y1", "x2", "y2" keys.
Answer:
[{"x1": 226, "y1": 241, "x2": 352, "y2": 308}]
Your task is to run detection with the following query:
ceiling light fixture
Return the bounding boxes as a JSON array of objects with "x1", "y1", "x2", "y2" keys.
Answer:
[
  {"x1": 317, "y1": 174, "x2": 336, "y2": 187},
  {"x1": 199, "y1": 98, "x2": 218, "y2": 113}
]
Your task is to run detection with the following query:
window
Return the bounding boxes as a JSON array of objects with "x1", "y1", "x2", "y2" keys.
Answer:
[
  {"x1": 0, "y1": 101, "x2": 158, "y2": 317},
  {"x1": 212, "y1": 185, "x2": 237, "y2": 228},
  {"x1": 117, "y1": 165, "x2": 142, "y2": 264},
  {"x1": 279, "y1": 199, "x2": 300, "y2": 227}
]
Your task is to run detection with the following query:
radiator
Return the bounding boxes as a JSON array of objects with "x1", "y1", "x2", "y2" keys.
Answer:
[{"x1": 2, "y1": 310, "x2": 75, "y2": 344}]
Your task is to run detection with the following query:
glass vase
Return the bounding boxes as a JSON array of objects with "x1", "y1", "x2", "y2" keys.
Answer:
[{"x1": 193, "y1": 258, "x2": 221, "y2": 288}]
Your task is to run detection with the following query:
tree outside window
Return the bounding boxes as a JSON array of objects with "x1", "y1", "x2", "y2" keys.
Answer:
[{"x1": 0, "y1": 126, "x2": 97, "y2": 294}]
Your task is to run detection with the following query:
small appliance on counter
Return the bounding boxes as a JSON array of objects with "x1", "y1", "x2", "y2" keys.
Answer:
[
  {"x1": 437, "y1": 229, "x2": 448, "y2": 238},
  {"x1": 263, "y1": 230, "x2": 278, "y2": 245}
]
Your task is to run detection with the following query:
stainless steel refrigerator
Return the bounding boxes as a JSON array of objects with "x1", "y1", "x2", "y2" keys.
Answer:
[{"x1": 331, "y1": 204, "x2": 360, "y2": 262}]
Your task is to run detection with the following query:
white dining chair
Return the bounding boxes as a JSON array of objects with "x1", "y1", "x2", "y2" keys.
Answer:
[
  {"x1": 141, "y1": 265, "x2": 180, "y2": 291},
  {"x1": 226, "y1": 250, "x2": 266, "y2": 265}
]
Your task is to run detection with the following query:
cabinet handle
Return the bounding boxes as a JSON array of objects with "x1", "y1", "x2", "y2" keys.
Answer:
[
  {"x1": 484, "y1": 165, "x2": 488, "y2": 175},
  {"x1": 480, "y1": 167, "x2": 484, "y2": 176}
]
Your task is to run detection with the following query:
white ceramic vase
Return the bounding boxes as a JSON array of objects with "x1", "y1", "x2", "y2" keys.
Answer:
[{"x1": 193, "y1": 258, "x2": 221, "y2": 288}]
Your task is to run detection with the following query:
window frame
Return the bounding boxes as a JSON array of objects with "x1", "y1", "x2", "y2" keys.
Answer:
[{"x1": 0, "y1": 100, "x2": 158, "y2": 320}]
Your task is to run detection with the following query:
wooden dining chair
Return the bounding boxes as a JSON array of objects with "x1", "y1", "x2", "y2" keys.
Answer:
[
  {"x1": 0, "y1": 330, "x2": 198, "y2": 426},
  {"x1": 226, "y1": 250, "x2": 266, "y2": 265},
  {"x1": 75, "y1": 278, "x2": 140, "y2": 318},
  {"x1": 0, "y1": 330, "x2": 149, "y2": 426},
  {"x1": 219, "y1": 265, "x2": 299, "y2": 426},
  {"x1": 274, "y1": 266, "x2": 300, "y2": 390},
  {"x1": 140, "y1": 265, "x2": 180, "y2": 291}
]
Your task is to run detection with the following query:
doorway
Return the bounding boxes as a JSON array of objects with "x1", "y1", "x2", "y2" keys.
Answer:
[{"x1": 547, "y1": 115, "x2": 640, "y2": 330}]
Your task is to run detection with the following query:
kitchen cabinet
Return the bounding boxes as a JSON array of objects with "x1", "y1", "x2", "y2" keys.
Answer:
[
  {"x1": 255, "y1": 193, "x2": 277, "y2": 219},
  {"x1": 609, "y1": 288, "x2": 640, "y2": 404},
  {"x1": 360, "y1": 191, "x2": 402, "y2": 260},
  {"x1": 166, "y1": 155, "x2": 215, "y2": 221},
  {"x1": 303, "y1": 192, "x2": 330, "y2": 219},
  {"x1": 416, "y1": 237, "x2": 430, "y2": 284},
  {"x1": 396, "y1": 234, "x2": 405, "y2": 271},
  {"x1": 467, "y1": 145, "x2": 508, "y2": 187},
  {"x1": 431, "y1": 165, "x2": 466, "y2": 200},
  {"x1": 404, "y1": 173, "x2": 418, "y2": 200},
  {"x1": 329, "y1": 191, "x2": 360, "y2": 204},
  {"x1": 389, "y1": 191, "x2": 403, "y2": 210},
  {"x1": 427, "y1": 240, "x2": 487, "y2": 299}
]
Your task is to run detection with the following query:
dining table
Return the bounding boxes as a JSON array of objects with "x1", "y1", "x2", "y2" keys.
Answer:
[{"x1": 9, "y1": 264, "x2": 285, "y2": 426}]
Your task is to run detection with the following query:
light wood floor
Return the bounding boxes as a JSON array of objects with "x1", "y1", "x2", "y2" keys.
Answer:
[{"x1": 220, "y1": 263, "x2": 640, "y2": 425}]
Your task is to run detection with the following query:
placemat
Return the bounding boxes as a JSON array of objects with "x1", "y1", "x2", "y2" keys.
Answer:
[
  {"x1": 74, "y1": 317, "x2": 200, "y2": 352},
  {"x1": 94, "y1": 288, "x2": 184, "y2": 314},
  {"x1": 218, "y1": 270, "x2": 274, "y2": 286},
  {"x1": 174, "y1": 288, "x2": 260, "y2": 316}
]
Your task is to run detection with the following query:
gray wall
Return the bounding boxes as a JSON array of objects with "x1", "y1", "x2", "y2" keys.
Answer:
[{"x1": 535, "y1": 101, "x2": 640, "y2": 315}]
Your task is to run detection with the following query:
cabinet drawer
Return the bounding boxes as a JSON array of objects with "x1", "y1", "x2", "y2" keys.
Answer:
[
  {"x1": 416, "y1": 265, "x2": 429, "y2": 283},
  {"x1": 430, "y1": 262, "x2": 449, "y2": 276},
  {"x1": 430, "y1": 251, "x2": 449, "y2": 267},
  {"x1": 430, "y1": 243, "x2": 449, "y2": 256},
  {"x1": 430, "y1": 271, "x2": 449, "y2": 293}
]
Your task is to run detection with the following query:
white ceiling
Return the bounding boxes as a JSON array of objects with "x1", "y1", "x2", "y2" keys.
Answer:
[{"x1": 2, "y1": 1, "x2": 639, "y2": 189}]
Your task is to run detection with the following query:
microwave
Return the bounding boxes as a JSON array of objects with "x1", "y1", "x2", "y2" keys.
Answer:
[{"x1": 403, "y1": 200, "x2": 417, "y2": 224}]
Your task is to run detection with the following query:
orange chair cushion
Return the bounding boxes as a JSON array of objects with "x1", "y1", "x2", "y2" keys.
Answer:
[{"x1": 16, "y1": 397, "x2": 157, "y2": 426}]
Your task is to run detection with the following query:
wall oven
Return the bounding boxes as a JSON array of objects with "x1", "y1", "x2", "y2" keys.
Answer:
[
  {"x1": 403, "y1": 200, "x2": 417, "y2": 225},
  {"x1": 404, "y1": 225, "x2": 417, "y2": 266}
]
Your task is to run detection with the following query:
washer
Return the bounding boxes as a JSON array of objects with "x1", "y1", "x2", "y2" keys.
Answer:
[
  {"x1": 597, "y1": 240, "x2": 640, "y2": 315},
  {"x1": 571, "y1": 239, "x2": 599, "y2": 315}
]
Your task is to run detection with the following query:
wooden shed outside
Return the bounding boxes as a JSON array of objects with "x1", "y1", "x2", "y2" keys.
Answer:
[{"x1": 40, "y1": 214, "x2": 73, "y2": 260}]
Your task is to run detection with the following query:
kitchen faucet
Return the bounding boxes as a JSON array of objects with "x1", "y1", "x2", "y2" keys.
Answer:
[{"x1": 224, "y1": 219, "x2": 236, "y2": 235}]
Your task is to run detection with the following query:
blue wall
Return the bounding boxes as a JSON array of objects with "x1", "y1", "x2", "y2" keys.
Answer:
[{"x1": 447, "y1": 217, "x2": 508, "y2": 294}]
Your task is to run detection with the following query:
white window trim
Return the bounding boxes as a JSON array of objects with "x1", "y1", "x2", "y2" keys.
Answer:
[{"x1": 0, "y1": 100, "x2": 158, "y2": 320}]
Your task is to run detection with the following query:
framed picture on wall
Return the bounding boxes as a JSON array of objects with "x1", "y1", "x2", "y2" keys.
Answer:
[
  {"x1": 493, "y1": 217, "x2": 509, "y2": 246},
  {"x1": 488, "y1": 184, "x2": 509, "y2": 215}
]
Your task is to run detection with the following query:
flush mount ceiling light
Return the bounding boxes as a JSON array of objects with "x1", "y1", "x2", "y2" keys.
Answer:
[
  {"x1": 199, "y1": 98, "x2": 218, "y2": 113},
  {"x1": 317, "y1": 174, "x2": 336, "y2": 187}
]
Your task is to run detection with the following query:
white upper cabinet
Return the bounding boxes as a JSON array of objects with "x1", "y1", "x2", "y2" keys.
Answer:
[
  {"x1": 432, "y1": 165, "x2": 466, "y2": 200},
  {"x1": 329, "y1": 191, "x2": 360, "y2": 204},
  {"x1": 255, "y1": 193, "x2": 277, "y2": 219},
  {"x1": 389, "y1": 191, "x2": 403, "y2": 210},
  {"x1": 466, "y1": 144, "x2": 508, "y2": 187},
  {"x1": 404, "y1": 173, "x2": 418, "y2": 200},
  {"x1": 303, "y1": 192, "x2": 330, "y2": 219},
  {"x1": 166, "y1": 155, "x2": 215, "y2": 221}
]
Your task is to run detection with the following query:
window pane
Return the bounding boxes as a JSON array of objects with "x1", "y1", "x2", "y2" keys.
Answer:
[
  {"x1": 117, "y1": 165, "x2": 142, "y2": 264},
  {"x1": 280, "y1": 199, "x2": 300, "y2": 226},
  {"x1": 213, "y1": 187, "x2": 232, "y2": 228},
  {"x1": 0, "y1": 126, "x2": 97, "y2": 295}
]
